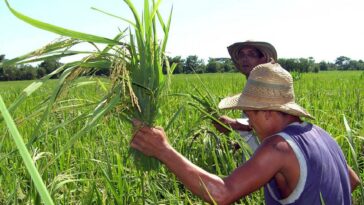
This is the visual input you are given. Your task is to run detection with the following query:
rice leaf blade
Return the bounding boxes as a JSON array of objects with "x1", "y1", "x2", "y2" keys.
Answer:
[
  {"x1": 0, "y1": 96, "x2": 55, "y2": 205},
  {"x1": 5, "y1": 0, "x2": 118, "y2": 45}
]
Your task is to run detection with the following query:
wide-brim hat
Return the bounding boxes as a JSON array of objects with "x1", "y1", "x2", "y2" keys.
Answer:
[
  {"x1": 218, "y1": 62, "x2": 314, "y2": 119},
  {"x1": 227, "y1": 41, "x2": 278, "y2": 65}
]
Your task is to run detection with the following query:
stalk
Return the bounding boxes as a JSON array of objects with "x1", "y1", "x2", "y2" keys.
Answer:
[
  {"x1": 0, "y1": 96, "x2": 54, "y2": 205},
  {"x1": 343, "y1": 115, "x2": 364, "y2": 204},
  {"x1": 5, "y1": 0, "x2": 174, "y2": 177},
  {"x1": 121, "y1": 0, "x2": 174, "y2": 170}
]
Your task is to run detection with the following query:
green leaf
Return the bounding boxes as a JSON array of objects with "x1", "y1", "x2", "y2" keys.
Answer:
[
  {"x1": 51, "y1": 88, "x2": 121, "y2": 162},
  {"x1": 165, "y1": 105, "x2": 184, "y2": 131},
  {"x1": 343, "y1": 136, "x2": 364, "y2": 204},
  {"x1": 4, "y1": 62, "x2": 77, "y2": 116},
  {"x1": 123, "y1": 0, "x2": 144, "y2": 42},
  {"x1": 342, "y1": 114, "x2": 354, "y2": 147},
  {"x1": 0, "y1": 96, "x2": 55, "y2": 205},
  {"x1": 5, "y1": 0, "x2": 119, "y2": 45},
  {"x1": 14, "y1": 51, "x2": 83, "y2": 64},
  {"x1": 3, "y1": 38, "x2": 82, "y2": 65},
  {"x1": 157, "y1": 7, "x2": 173, "y2": 53},
  {"x1": 99, "y1": 165, "x2": 123, "y2": 205},
  {"x1": 91, "y1": 7, "x2": 137, "y2": 29}
]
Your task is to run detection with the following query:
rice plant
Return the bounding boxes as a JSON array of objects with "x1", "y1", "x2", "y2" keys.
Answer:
[
  {"x1": 3, "y1": 0, "x2": 175, "y2": 203},
  {"x1": 1, "y1": 0, "x2": 363, "y2": 204},
  {"x1": 0, "y1": 96, "x2": 54, "y2": 205},
  {"x1": 0, "y1": 70, "x2": 363, "y2": 204},
  {"x1": 3, "y1": 0, "x2": 175, "y2": 171}
]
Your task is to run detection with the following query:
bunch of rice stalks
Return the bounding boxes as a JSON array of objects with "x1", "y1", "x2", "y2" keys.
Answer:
[
  {"x1": 109, "y1": 0, "x2": 175, "y2": 170},
  {"x1": 181, "y1": 81, "x2": 253, "y2": 164},
  {"x1": 2, "y1": 2, "x2": 175, "y2": 202},
  {"x1": 109, "y1": 0, "x2": 175, "y2": 126}
]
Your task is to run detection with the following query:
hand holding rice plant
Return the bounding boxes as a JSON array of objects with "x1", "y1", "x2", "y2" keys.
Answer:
[{"x1": 131, "y1": 119, "x2": 171, "y2": 158}]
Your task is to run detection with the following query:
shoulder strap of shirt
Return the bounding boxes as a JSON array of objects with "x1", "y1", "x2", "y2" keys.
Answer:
[{"x1": 266, "y1": 131, "x2": 308, "y2": 204}]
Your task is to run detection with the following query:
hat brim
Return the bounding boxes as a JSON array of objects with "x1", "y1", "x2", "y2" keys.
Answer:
[
  {"x1": 227, "y1": 41, "x2": 277, "y2": 64},
  {"x1": 218, "y1": 94, "x2": 314, "y2": 119}
]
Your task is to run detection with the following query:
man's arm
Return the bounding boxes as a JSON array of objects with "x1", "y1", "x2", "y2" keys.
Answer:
[
  {"x1": 131, "y1": 124, "x2": 287, "y2": 204},
  {"x1": 213, "y1": 115, "x2": 251, "y2": 134},
  {"x1": 348, "y1": 165, "x2": 360, "y2": 192},
  {"x1": 131, "y1": 125, "x2": 229, "y2": 203}
]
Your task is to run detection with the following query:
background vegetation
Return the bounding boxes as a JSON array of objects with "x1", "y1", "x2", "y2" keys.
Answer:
[
  {"x1": 1, "y1": 53, "x2": 364, "y2": 81},
  {"x1": 0, "y1": 71, "x2": 363, "y2": 204},
  {"x1": 1, "y1": 1, "x2": 363, "y2": 204}
]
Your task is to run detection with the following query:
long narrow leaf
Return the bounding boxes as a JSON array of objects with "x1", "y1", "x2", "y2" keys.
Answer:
[
  {"x1": 123, "y1": 0, "x2": 144, "y2": 42},
  {"x1": 157, "y1": 7, "x2": 173, "y2": 53},
  {"x1": 30, "y1": 65, "x2": 80, "y2": 139},
  {"x1": 164, "y1": 105, "x2": 184, "y2": 132},
  {"x1": 150, "y1": 0, "x2": 163, "y2": 20},
  {"x1": 51, "y1": 88, "x2": 121, "y2": 163},
  {"x1": 91, "y1": 7, "x2": 137, "y2": 29},
  {"x1": 343, "y1": 137, "x2": 364, "y2": 204},
  {"x1": 0, "y1": 96, "x2": 54, "y2": 205},
  {"x1": 4, "y1": 62, "x2": 77, "y2": 117},
  {"x1": 343, "y1": 114, "x2": 353, "y2": 145},
  {"x1": 16, "y1": 51, "x2": 83, "y2": 64},
  {"x1": 5, "y1": 0, "x2": 118, "y2": 45},
  {"x1": 3, "y1": 38, "x2": 81, "y2": 65}
]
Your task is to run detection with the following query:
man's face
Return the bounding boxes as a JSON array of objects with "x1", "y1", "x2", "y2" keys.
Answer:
[
  {"x1": 244, "y1": 110, "x2": 268, "y2": 138},
  {"x1": 235, "y1": 47, "x2": 267, "y2": 76}
]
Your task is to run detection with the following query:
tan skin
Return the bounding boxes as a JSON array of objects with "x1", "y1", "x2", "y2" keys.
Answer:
[
  {"x1": 235, "y1": 46, "x2": 268, "y2": 77},
  {"x1": 216, "y1": 46, "x2": 360, "y2": 192},
  {"x1": 131, "y1": 111, "x2": 360, "y2": 205},
  {"x1": 214, "y1": 47, "x2": 268, "y2": 134}
]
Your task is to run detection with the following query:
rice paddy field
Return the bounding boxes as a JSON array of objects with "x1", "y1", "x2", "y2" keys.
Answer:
[{"x1": 0, "y1": 71, "x2": 363, "y2": 204}]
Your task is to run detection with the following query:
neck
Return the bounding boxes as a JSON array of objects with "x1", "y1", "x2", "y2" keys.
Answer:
[{"x1": 259, "y1": 114, "x2": 301, "y2": 142}]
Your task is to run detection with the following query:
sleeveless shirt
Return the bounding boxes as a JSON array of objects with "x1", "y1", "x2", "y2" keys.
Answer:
[{"x1": 264, "y1": 122, "x2": 351, "y2": 205}]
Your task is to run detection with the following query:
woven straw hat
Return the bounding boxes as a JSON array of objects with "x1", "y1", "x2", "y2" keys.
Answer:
[
  {"x1": 218, "y1": 62, "x2": 313, "y2": 119},
  {"x1": 228, "y1": 41, "x2": 277, "y2": 66}
]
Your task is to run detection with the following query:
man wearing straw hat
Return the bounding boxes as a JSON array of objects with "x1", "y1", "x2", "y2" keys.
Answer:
[
  {"x1": 131, "y1": 62, "x2": 359, "y2": 204},
  {"x1": 214, "y1": 41, "x2": 278, "y2": 155}
]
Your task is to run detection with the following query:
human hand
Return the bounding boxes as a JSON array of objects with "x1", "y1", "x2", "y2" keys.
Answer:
[
  {"x1": 130, "y1": 119, "x2": 171, "y2": 158},
  {"x1": 213, "y1": 115, "x2": 235, "y2": 134},
  {"x1": 213, "y1": 115, "x2": 252, "y2": 134}
]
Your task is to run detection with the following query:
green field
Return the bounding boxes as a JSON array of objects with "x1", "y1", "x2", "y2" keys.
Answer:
[{"x1": 0, "y1": 71, "x2": 363, "y2": 204}]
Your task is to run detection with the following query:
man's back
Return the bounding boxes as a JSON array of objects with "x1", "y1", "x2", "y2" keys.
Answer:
[{"x1": 265, "y1": 122, "x2": 351, "y2": 205}]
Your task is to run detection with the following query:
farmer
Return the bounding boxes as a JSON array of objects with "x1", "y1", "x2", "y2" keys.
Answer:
[
  {"x1": 213, "y1": 40, "x2": 278, "y2": 154},
  {"x1": 131, "y1": 62, "x2": 360, "y2": 204}
]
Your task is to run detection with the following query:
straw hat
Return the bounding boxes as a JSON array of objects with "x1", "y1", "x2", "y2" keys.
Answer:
[
  {"x1": 218, "y1": 62, "x2": 313, "y2": 119},
  {"x1": 228, "y1": 41, "x2": 277, "y2": 65}
]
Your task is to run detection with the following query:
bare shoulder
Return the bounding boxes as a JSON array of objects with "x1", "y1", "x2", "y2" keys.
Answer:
[
  {"x1": 254, "y1": 135, "x2": 300, "y2": 197},
  {"x1": 256, "y1": 135, "x2": 294, "y2": 157},
  {"x1": 223, "y1": 136, "x2": 296, "y2": 200},
  {"x1": 243, "y1": 135, "x2": 294, "y2": 170}
]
